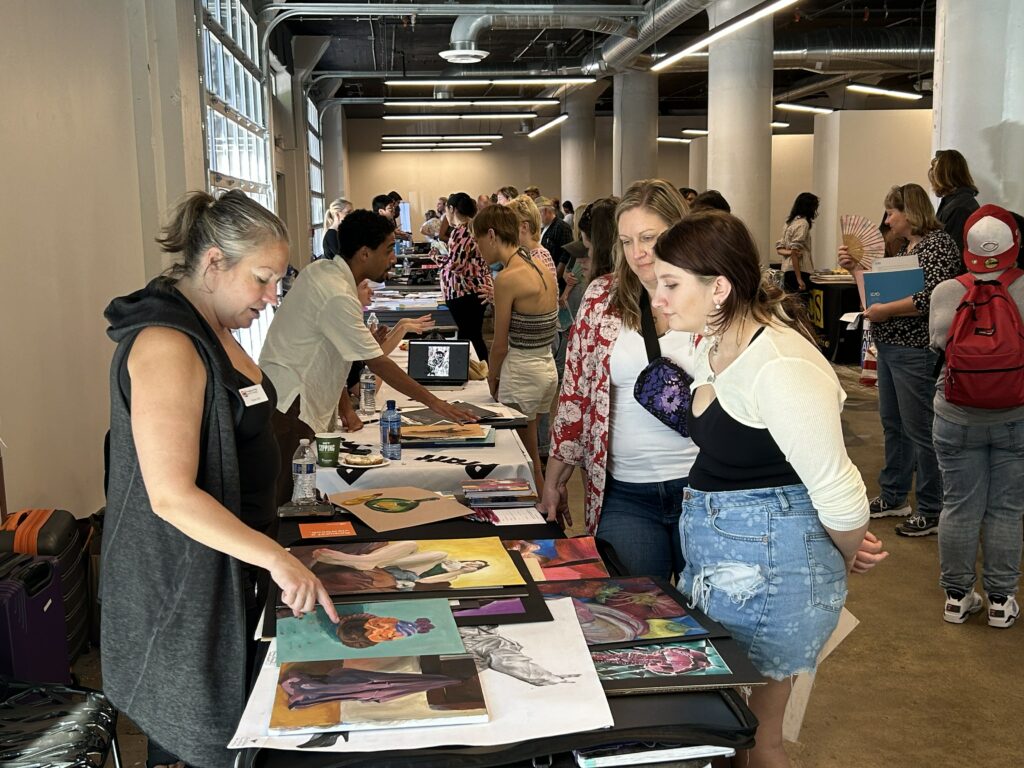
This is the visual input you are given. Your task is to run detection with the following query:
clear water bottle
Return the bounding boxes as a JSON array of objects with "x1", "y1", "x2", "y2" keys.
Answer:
[
  {"x1": 359, "y1": 367, "x2": 377, "y2": 418},
  {"x1": 380, "y1": 400, "x2": 402, "y2": 460},
  {"x1": 291, "y1": 439, "x2": 317, "y2": 505},
  {"x1": 366, "y1": 312, "x2": 379, "y2": 335}
]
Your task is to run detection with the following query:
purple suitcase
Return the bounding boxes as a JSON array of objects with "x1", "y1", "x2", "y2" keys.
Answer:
[{"x1": 0, "y1": 553, "x2": 70, "y2": 684}]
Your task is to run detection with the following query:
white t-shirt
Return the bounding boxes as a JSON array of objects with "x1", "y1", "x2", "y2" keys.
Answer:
[
  {"x1": 260, "y1": 258, "x2": 382, "y2": 433},
  {"x1": 607, "y1": 326, "x2": 700, "y2": 482}
]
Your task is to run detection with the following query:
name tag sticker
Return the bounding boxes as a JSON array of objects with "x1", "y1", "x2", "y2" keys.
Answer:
[{"x1": 239, "y1": 384, "x2": 269, "y2": 407}]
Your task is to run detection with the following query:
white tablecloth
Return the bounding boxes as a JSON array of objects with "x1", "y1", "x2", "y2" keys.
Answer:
[{"x1": 315, "y1": 350, "x2": 534, "y2": 496}]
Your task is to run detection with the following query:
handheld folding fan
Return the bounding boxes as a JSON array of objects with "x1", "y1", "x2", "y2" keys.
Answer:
[{"x1": 840, "y1": 214, "x2": 885, "y2": 269}]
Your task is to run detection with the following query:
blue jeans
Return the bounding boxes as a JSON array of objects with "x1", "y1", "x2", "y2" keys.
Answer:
[
  {"x1": 933, "y1": 414, "x2": 1024, "y2": 597},
  {"x1": 875, "y1": 342, "x2": 941, "y2": 519},
  {"x1": 680, "y1": 484, "x2": 846, "y2": 680},
  {"x1": 596, "y1": 474, "x2": 687, "y2": 579}
]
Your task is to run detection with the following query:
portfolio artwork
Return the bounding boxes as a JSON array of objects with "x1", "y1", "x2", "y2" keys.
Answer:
[
  {"x1": 502, "y1": 537, "x2": 610, "y2": 582},
  {"x1": 328, "y1": 487, "x2": 472, "y2": 532},
  {"x1": 537, "y1": 577, "x2": 720, "y2": 647},
  {"x1": 290, "y1": 538, "x2": 526, "y2": 595},
  {"x1": 276, "y1": 599, "x2": 464, "y2": 662},
  {"x1": 592, "y1": 638, "x2": 766, "y2": 695},
  {"x1": 269, "y1": 655, "x2": 487, "y2": 734}
]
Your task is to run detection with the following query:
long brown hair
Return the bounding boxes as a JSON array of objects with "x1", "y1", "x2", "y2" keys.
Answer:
[
  {"x1": 655, "y1": 210, "x2": 817, "y2": 344},
  {"x1": 612, "y1": 179, "x2": 690, "y2": 331},
  {"x1": 929, "y1": 149, "x2": 976, "y2": 197}
]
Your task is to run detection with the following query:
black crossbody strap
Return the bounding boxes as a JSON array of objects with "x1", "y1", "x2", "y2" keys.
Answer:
[{"x1": 637, "y1": 291, "x2": 662, "y2": 363}]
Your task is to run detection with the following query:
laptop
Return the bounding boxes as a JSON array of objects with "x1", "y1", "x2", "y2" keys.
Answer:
[{"x1": 407, "y1": 339, "x2": 471, "y2": 389}]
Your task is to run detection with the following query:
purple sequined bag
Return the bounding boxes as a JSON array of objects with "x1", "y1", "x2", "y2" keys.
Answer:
[
  {"x1": 634, "y1": 357, "x2": 693, "y2": 437},
  {"x1": 633, "y1": 293, "x2": 693, "y2": 437}
]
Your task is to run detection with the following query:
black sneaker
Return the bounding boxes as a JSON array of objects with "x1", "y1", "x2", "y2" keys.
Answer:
[
  {"x1": 868, "y1": 495, "x2": 911, "y2": 519},
  {"x1": 895, "y1": 513, "x2": 938, "y2": 537}
]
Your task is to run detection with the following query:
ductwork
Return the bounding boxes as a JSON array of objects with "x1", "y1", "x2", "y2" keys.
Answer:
[
  {"x1": 446, "y1": 13, "x2": 638, "y2": 62},
  {"x1": 773, "y1": 73, "x2": 863, "y2": 103},
  {"x1": 438, "y1": 62, "x2": 585, "y2": 78},
  {"x1": 582, "y1": 0, "x2": 717, "y2": 75},
  {"x1": 661, "y1": 29, "x2": 934, "y2": 74}
]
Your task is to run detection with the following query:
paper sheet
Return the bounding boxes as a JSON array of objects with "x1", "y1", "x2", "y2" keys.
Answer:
[{"x1": 230, "y1": 598, "x2": 613, "y2": 752}]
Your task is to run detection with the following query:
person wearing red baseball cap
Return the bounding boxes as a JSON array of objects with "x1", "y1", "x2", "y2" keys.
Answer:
[{"x1": 929, "y1": 204, "x2": 1024, "y2": 629}]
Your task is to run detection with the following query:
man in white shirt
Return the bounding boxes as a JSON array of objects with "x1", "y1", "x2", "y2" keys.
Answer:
[{"x1": 261, "y1": 209, "x2": 473, "y2": 504}]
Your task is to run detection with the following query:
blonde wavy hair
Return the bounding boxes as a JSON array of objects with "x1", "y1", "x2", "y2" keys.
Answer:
[
  {"x1": 883, "y1": 183, "x2": 941, "y2": 237},
  {"x1": 612, "y1": 179, "x2": 690, "y2": 331},
  {"x1": 507, "y1": 194, "x2": 542, "y2": 238},
  {"x1": 324, "y1": 197, "x2": 353, "y2": 229}
]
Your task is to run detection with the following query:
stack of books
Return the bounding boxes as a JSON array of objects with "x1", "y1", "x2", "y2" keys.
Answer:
[{"x1": 460, "y1": 480, "x2": 538, "y2": 511}]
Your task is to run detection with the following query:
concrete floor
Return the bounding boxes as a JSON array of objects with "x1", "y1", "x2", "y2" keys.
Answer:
[{"x1": 76, "y1": 364, "x2": 1023, "y2": 767}]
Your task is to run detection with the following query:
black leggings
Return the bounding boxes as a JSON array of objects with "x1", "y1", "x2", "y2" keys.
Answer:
[{"x1": 447, "y1": 292, "x2": 489, "y2": 362}]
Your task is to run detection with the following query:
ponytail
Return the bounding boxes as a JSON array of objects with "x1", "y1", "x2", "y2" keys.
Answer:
[{"x1": 157, "y1": 189, "x2": 288, "y2": 280}]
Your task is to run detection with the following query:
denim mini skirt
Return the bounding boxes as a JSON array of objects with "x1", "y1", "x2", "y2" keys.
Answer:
[{"x1": 680, "y1": 484, "x2": 847, "y2": 681}]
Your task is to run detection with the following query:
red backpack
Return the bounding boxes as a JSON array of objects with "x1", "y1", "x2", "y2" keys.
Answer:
[{"x1": 944, "y1": 268, "x2": 1024, "y2": 408}]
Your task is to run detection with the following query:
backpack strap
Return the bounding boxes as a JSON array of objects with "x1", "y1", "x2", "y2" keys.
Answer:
[{"x1": 996, "y1": 267, "x2": 1024, "y2": 289}]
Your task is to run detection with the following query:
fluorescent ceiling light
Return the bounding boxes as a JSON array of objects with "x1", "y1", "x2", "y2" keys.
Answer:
[
  {"x1": 846, "y1": 83, "x2": 923, "y2": 101},
  {"x1": 381, "y1": 142, "x2": 492, "y2": 149},
  {"x1": 682, "y1": 129, "x2": 709, "y2": 136},
  {"x1": 383, "y1": 99, "x2": 559, "y2": 108},
  {"x1": 385, "y1": 77, "x2": 596, "y2": 87},
  {"x1": 383, "y1": 113, "x2": 536, "y2": 121},
  {"x1": 775, "y1": 102, "x2": 834, "y2": 114},
  {"x1": 657, "y1": 137, "x2": 692, "y2": 144},
  {"x1": 381, "y1": 134, "x2": 503, "y2": 141},
  {"x1": 652, "y1": 0, "x2": 798, "y2": 72},
  {"x1": 381, "y1": 147, "x2": 484, "y2": 153},
  {"x1": 770, "y1": 121, "x2": 790, "y2": 128},
  {"x1": 527, "y1": 113, "x2": 569, "y2": 138}
]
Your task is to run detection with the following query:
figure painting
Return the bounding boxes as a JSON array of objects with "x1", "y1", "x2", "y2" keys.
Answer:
[
  {"x1": 537, "y1": 577, "x2": 717, "y2": 647},
  {"x1": 277, "y1": 598, "x2": 464, "y2": 662},
  {"x1": 502, "y1": 536, "x2": 610, "y2": 581},
  {"x1": 459, "y1": 625, "x2": 579, "y2": 687},
  {"x1": 269, "y1": 654, "x2": 487, "y2": 734},
  {"x1": 591, "y1": 639, "x2": 731, "y2": 680},
  {"x1": 290, "y1": 538, "x2": 526, "y2": 596}
]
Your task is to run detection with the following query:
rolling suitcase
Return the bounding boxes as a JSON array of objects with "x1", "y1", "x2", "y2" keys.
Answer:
[
  {"x1": 0, "y1": 553, "x2": 70, "y2": 684},
  {"x1": 0, "y1": 509, "x2": 88, "y2": 661}
]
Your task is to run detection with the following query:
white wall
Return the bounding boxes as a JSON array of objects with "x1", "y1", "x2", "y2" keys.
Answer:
[
  {"x1": 770, "y1": 134, "x2": 815, "y2": 263},
  {"x1": 812, "y1": 109, "x2": 933, "y2": 269},
  {"x1": 0, "y1": 1, "x2": 147, "y2": 515}
]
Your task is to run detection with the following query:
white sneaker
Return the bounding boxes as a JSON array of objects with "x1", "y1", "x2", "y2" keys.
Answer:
[
  {"x1": 987, "y1": 594, "x2": 1019, "y2": 628},
  {"x1": 943, "y1": 590, "x2": 983, "y2": 624}
]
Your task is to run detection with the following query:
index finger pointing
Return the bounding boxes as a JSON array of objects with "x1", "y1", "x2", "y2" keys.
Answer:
[{"x1": 318, "y1": 586, "x2": 340, "y2": 623}]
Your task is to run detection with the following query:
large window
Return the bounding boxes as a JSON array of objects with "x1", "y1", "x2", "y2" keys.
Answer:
[
  {"x1": 307, "y1": 96, "x2": 325, "y2": 260},
  {"x1": 199, "y1": 0, "x2": 274, "y2": 357},
  {"x1": 200, "y1": 0, "x2": 271, "y2": 208}
]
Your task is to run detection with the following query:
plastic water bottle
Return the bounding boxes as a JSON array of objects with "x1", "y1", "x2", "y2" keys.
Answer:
[
  {"x1": 366, "y1": 312, "x2": 379, "y2": 334},
  {"x1": 359, "y1": 367, "x2": 377, "y2": 418},
  {"x1": 380, "y1": 400, "x2": 402, "y2": 460},
  {"x1": 291, "y1": 439, "x2": 317, "y2": 504}
]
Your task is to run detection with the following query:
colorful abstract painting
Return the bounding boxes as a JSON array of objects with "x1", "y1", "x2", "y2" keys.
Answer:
[
  {"x1": 289, "y1": 538, "x2": 526, "y2": 596},
  {"x1": 502, "y1": 536, "x2": 610, "y2": 582},
  {"x1": 537, "y1": 577, "x2": 722, "y2": 647},
  {"x1": 277, "y1": 599, "x2": 464, "y2": 662},
  {"x1": 269, "y1": 655, "x2": 487, "y2": 734}
]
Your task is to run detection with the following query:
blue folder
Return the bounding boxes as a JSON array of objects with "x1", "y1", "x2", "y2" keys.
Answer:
[{"x1": 863, "y1": 268, "x2": 924, "y2": 306}]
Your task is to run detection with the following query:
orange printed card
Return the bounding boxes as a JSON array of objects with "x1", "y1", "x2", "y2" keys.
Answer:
[{"x1": 298, "y1": 521, "x2": 357, "y2": 539}]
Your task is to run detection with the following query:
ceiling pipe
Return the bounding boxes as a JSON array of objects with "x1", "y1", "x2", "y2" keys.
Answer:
[
  {"x1": 659, "y1": 29, "x2": 934, "y2": 73},
  {"x1": 773, "y1": 72, "x2": 862, "y2": 103},
  {"x1": 445, "y1": 13, "x2": 638, "y2": 63},
  {"x1": 582, "y1": 0, "x2": 717, "y2": 75}
]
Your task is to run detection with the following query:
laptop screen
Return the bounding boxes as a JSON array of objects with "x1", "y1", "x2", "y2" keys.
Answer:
[{"x1": 407, "y1": 340, "x2": 471, "y2": 384}]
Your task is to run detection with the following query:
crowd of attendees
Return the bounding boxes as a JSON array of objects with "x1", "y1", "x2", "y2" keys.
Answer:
[{"x1": 102, "y1": 149, "x2": 1021, "y2": 768}]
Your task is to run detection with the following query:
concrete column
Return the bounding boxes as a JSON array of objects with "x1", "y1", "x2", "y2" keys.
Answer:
[
  {"x1": 688, "y1": 137, "x2": 708, "y2": 192},
  {"x1": 321, "y1": 103, "x2": 350, "y2": 202},
  {"x1": 127, "y1": 0, "x2": 206, "y2": 279},
  {"x1": 933, "y1": 0, "x2": 1024, "y2": 212},
  {"x1": 560, "y1": 81, "x2": 609, "y2": 207},
  {"x1": 612, "y1": 71, "x2": 659, "y2": 195},
  {"x1": 706, "y1": 0, "x2": 774, "y2": 258}
]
